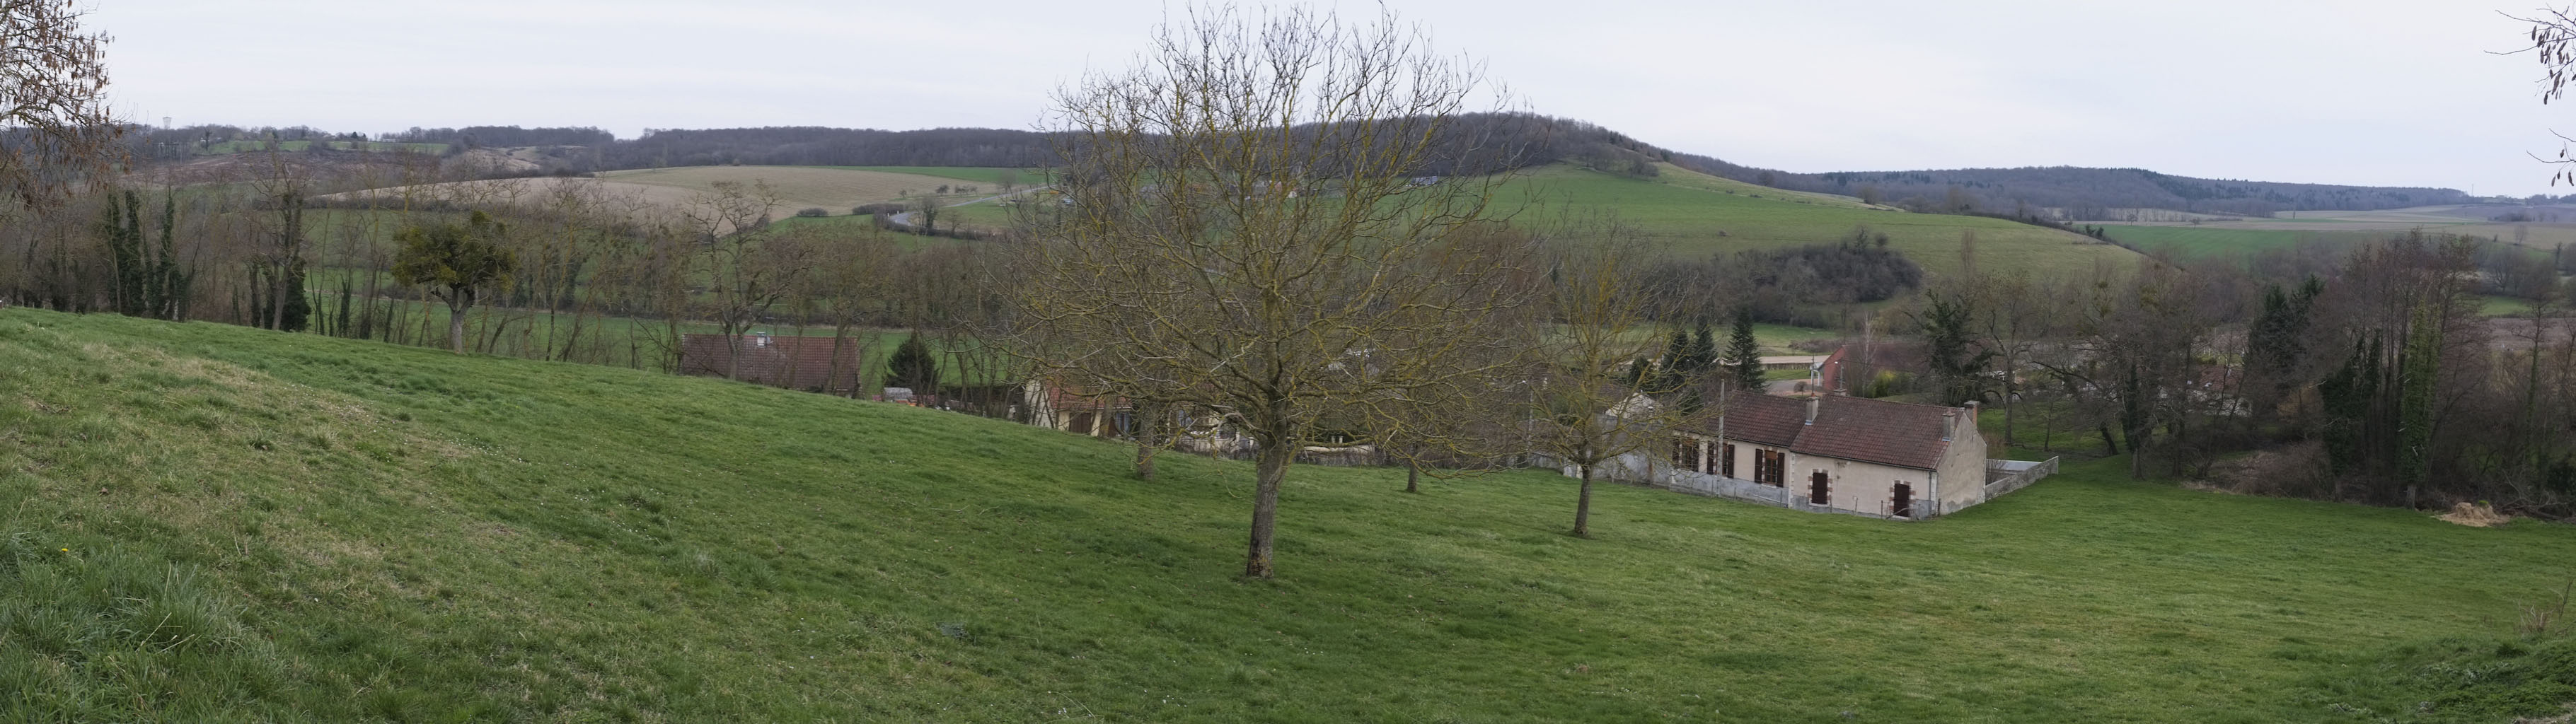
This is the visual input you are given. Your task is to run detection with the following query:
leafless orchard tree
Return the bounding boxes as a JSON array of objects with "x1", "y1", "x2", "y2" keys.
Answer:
[
  {"x1": 681, "y1": 180, "x2": 811, "y2": 378},
  {"x1": 1520, "y1": 221, "x2": 1702, "y2": 537},
  {"x1": 1008, "y1": 4, "x2": 1530, "y2": 579},
  {"x1": 0, "y1": 0, "x2": 117, "y2": 214}
]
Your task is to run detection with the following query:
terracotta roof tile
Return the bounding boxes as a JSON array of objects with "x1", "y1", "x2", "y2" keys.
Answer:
[
  {"x1": 678, "y1": 334, "x2": 865, "y2": 394},
  {"x1": 1688, "y1": 394, "x2": 1960, "y2": 471}
]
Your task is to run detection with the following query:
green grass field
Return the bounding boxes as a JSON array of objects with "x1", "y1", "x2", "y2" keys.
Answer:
[
  {"x1": 800, "y1": 162, "x2": 2132, "y2": 281},
  {"x1": 1505, "y1": 164, "x2": 2135, "y2": 280},
  {"x1": 2099, "y1": 223, "x2": 2568, "y2": 267},
  {"x1": 829, "y1": 166, "x2": 1043, "y2": 187},
  {"x1": 2096, "y1": 225, "x2": 2391, "y2": 260},
  {"x1": 279, "y1": 293, "x2": 1006, "y2": 385},
  {"x1": 4, "y1": 308, "x2": 2570, "y2": 722}
]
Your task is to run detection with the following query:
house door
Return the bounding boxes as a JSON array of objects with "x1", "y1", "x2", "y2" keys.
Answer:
[
  {"x1": 1070, "y1": 411, "x2": 1096, "y2": 435},
  {"x1": 1891, "y1": 482, "x2": 1914, "y2": 518},
  {"x1": 1808, "y1": 470, "x2": 1830, "y2": 506}
]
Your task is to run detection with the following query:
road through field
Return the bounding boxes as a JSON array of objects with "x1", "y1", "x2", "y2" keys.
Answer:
[{"x1": 882, "y1": 185, "x2": 1051, "y2": 232}]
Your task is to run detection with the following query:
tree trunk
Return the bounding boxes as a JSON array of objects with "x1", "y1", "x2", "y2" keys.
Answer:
[
  {"x1": 1244, "y1": 439, "x2": 1292, "y2": 579},
  {"x1": 1573, "y1": 462, "x2": 1595, "y2": 537},
  {"x1": 1133, "y1": 402, "x2": 1161, "y2": 481},
  {"x1": 1405, "y1": 461, "x2": 1421, "y2": 494},
  {"x1": 446, "y1": 293, "x2": 468, "y2": 354},
  {"x1": 2001, "y1": 372, "x2": 2016, "y2": 448}
]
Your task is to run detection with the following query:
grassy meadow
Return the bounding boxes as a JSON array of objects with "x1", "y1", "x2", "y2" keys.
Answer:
[
  {"x1": 2100, "y1": 219, "x2": 2572, "y2": 264},
  {"x1": 3, "y1": 308, "x2": 2571, "y2": 722},
  {"x1": 903, "y1": 161, "x2": 2137, "y2": 281},
  {"x1": 1500, "y1": 164, "x2": 2136, "y2": 281}
]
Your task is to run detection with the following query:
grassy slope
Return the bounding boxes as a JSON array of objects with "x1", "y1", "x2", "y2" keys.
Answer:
[
  {"x1": 2095, "y1": 225, "x2": 2341, "y2": 259},
  {"x1": 865, "y1": 162, "x2": 2135, "y2": 281},
  {"x1": 827, "y1": 166, "x2": 1040, "y2": 187},
  {"x1": 2098, "y1": 223, "x2": 2567, "y2": 262},
  {"x1": 1508, "y1": 164, "x2": 2136, "y2": 280},
  {"x1": 4, "y1": 309, "x2": 2570, "y2": 722}
]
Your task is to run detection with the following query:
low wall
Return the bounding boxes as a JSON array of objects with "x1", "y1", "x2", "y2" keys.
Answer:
[
  {"x1": 1565, "y1": 451, "x2": 2061, "y2": 520},
  {"x1": 1983, "y1": 457, "x2": 2060, "y2": 500}
]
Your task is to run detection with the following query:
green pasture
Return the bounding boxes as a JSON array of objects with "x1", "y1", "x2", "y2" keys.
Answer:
[
  {"x1": 1503, "y1": 164, "x2": 2135, "y2": 281},
  {"x1": 0, "y1": 308, "x2": 2568, "y2": 721},
  {"x1": 824, "y1": 166, "x2": 1044, "y2": 187}
]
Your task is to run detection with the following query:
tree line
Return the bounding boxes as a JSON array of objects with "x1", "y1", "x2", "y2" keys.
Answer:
[{"x1": 1665, "y1": 154, "x2": 2477, "y2": 219}]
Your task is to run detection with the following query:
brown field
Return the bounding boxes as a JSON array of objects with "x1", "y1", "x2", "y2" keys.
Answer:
[
  {"x1": 319, "y1": 166, "x2": 985, "y2": 232},
  {"x1": 595, "y1": 165, "x2": 980, "y2": 212}
]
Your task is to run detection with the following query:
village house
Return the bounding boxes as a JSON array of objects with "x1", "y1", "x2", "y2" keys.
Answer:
[
  {"x1": 1586, "y1": 391, "x2": 2053, "y2": 520},
  {"x1": 1020, "y1": 379, "x2": 1137, "y2": 438},
  {"x1": 677, "y1": 333, "x2": 865, "y2": 396}
]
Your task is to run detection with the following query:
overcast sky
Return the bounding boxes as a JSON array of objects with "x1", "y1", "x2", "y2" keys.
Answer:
[{"x1": 89, "y1": 0, "x2": 2576, "y2": 196}]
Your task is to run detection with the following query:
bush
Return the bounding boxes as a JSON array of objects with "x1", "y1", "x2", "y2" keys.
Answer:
[{"x1": 794, "y1": 208, "x2": 828, "y2": 218}]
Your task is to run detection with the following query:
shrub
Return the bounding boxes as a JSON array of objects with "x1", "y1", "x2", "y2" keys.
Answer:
[{"x1": 794, "y1": 208, "x2": 828, "y2": 218}]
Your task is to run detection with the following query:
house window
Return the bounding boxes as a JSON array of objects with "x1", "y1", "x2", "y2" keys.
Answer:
[
  {"x1": 1755, "y1": 449, "x2": 1785, "y2": 486},
  {"x1": 1720, "y1": 443, "x2": 1736, "y2": 477},
  {"x1": 1673, "y1": 437, "x2": 1700, "y2": 471},
  {"x1": 1070, "y1": 411, "x2": 1096, "y2": 435}
]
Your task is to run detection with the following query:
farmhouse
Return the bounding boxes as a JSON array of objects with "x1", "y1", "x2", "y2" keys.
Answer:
[
  {"x1": 1021, "y1": 379, "x2": 1136, "y2": 438},
  {"x1": 676, "y1": 334, "x2": 864, "y2": 395},
  {"x1": 1588, "y1": 392, "x2": 2050, "y2": 519}
]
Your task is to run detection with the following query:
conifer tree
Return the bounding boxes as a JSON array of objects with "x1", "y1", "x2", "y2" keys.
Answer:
[
  {"x1": 1726, "y1": 308, "x2": 1765, "y2": 393},
  {"x1": 2397, "y1": 305, "x2": 2439, "y2": 498},
  {"x1": 1689, "y1": 319, "x2": 1716, "y2": 375},
  {"x1": 884, "y1": 332, "x2": 941, "y2": 393}
]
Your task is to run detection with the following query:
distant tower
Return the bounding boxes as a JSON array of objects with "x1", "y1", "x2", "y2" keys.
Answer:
[{"x1": 161, "y1": 116, "x2": 171, "y2": 130}]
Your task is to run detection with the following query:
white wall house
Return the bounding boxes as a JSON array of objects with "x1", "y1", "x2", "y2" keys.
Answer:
[{"x1": 1582, "y1": 393, "x2": 2047, "y2": 520}]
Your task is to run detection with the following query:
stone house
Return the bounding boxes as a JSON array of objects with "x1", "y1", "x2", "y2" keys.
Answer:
[{"x1": 1587, "y1": 392, "x2": 2040, "y2": 520}]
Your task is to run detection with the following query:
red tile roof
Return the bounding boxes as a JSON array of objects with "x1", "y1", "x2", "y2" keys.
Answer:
[
  {"x1": 1690, "y1": 394, "x2": 1962, "y2": 471},
  {"x1": 678, "y1": 334, "x2": 865, "y2": 395}
]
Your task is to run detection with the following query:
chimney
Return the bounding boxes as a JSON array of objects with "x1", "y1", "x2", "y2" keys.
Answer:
[
  {"x1": 1941, "y1": 409, "x2": 1957, "y2": 441},
  {"x1": 1806, "y1": 395, "x2": 1820, "y2": 425}
]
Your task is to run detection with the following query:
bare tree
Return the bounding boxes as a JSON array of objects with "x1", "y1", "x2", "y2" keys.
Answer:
[
  {"x1": 1008, "y1": 4, "x2": 1527, "y2": 579},
  {"x1": 2509, "y1": 7, "x2": 2576, "y2": 185},
  {"x1": 682, "y1": 180, "x2": 811, "y2": 378},
  {"x1": 1970, "y1": 269, "x2": 2049, "y2": 448},
  {"x1": 0, "y1": 0, "x2": 117, "y2": 212},
  {"x1": 1522, "y1": 224, "x2": 1699, "y2": 537},
  {"x1": 911, "y1": 193, "x2": 942, "y2": 236}
]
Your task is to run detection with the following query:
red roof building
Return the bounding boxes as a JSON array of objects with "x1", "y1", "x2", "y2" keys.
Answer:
[{"x1": 678, "y1": 334, "x2": 866, "y2": 395}]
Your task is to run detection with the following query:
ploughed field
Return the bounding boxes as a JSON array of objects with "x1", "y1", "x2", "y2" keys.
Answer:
[{"x1": 1, "y1": 308, "x2": 2569, "y2": 722}]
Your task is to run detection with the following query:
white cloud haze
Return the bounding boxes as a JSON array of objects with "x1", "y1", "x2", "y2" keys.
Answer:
[{"x1": 92, "y1": 0, "x2": 2575, "y2": 195}]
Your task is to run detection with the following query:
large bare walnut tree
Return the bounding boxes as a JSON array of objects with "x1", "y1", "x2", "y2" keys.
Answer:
[
  {"x1": 1010, "y1": 4, "x2": 1530, "y2": 579},
  {"x1": 0, "y1": 0, "x2": 116, "y2": 211}
]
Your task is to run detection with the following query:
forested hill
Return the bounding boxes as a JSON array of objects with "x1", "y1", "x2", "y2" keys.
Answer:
[
  {"x1": 1664, "y1": 153, "x2": 2476, "y2": 218},
  {"x1": 137, "y1": 115, "x2": 2478, "y2": 217},
  {"x1": 433, "y1": 114, "x2": 1660, "y2": 176},
  {"x1": 126, "y1": 114, "x2": 1664, "y2": 178}
]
